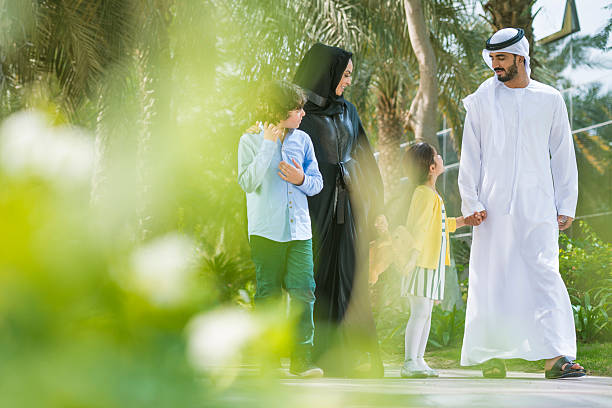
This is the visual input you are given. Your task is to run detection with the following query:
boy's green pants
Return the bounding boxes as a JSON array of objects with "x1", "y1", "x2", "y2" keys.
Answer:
[{"x1": 249, "y1": 235, "x2": 316, "y2": 348}]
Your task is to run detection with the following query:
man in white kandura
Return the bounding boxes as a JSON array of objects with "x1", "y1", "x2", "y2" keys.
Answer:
[{"x1": 458, "y1": 28, "x2": 586, "y2": 379}]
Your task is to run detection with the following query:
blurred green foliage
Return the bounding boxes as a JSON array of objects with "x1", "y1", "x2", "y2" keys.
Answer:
[{"x1": 0, "y1": 1, "x2": 288, "y2": 406}]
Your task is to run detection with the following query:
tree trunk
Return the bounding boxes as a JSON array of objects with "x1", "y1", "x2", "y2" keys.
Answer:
[
  {"x1": 376, "y1": 88, "x2": 404, "y2": 202},
  {"x1": 403, "y1": 0, "x2": 439, "y2": 150},
  {"x1": 135, "y1": 2, "x2": 173, "y2": 241},
  {"x1": 482, "y1": 0, "x2": 538, "y2": 76},
  {"x1": 90, "y1": 68, "x2": 142, "y2": 244},
  {"x1": 91, "y1": 95, "x2": 111, "y2": 207}
]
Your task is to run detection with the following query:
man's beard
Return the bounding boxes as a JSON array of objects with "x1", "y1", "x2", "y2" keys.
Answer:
[{"x1": 496, "y1": 59, "x2": 518, "y2": 82}]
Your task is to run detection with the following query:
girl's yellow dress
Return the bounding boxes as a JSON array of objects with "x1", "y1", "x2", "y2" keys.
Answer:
[{"x1": 369, "y1": 185, "x2": 457, "y2": 300}]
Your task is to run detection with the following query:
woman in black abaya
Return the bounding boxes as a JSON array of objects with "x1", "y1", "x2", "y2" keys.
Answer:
[{"x1": 295, "y1": 43, "x2": 386, "y2": 378}]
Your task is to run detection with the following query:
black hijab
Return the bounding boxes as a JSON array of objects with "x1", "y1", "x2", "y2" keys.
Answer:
[{"x1": 294, "y1": 43, "x2": 353, "y2": 116}]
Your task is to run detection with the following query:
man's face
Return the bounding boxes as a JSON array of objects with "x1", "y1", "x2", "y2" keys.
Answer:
[{"x1": 490, "y1": 52, "x2": 519, "y2": 82}]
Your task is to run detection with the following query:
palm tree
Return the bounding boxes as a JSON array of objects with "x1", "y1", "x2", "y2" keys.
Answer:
[
  {"x1": 403, "y1": 0, "x2": 438, "y2": 148},
  {"x1": 1, "y1": 2, "x2": 219, "y2": 247},
  {"x1": 0, "y1": 1, "x2": 137, "y2": 124},
  {"x1": 567, "y1": 86, "x2": 612, "y2": 239},
  {"x1": 352, "y1": 0, "x2": 486, "y2": 197}
]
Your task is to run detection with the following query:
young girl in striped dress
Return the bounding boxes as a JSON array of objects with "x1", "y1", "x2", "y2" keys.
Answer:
[{"x1": 388, "y1": 142, "x2": 481, "y2": 378}]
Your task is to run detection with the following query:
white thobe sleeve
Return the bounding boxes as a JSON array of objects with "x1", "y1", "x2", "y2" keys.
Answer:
[
  {"x1": 458, "y1": 106, "x2": 486, "y2": 217},
  {"x1": 549, "y1": 95, "x2": 578, "y2": 218}
]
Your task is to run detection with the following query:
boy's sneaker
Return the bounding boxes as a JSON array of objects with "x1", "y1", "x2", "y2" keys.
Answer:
[
  {"x1": 289, "y1": 353, "x2": 324, "y2": 378},
  {"x1": 260, "y1": 356, "x2": 286, "y2": 377}
]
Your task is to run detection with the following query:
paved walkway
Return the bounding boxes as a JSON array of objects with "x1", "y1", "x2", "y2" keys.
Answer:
[{"x1": 278, "y1": 367, "x2": 612, "y2": 408}]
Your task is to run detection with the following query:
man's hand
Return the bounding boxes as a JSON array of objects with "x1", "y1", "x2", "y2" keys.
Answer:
[
  {"x1": 478, "y1": 210, "x2": 487, "y2": 222},
  {"x1": 375, "y1": 214, "x2": 389, "y2": 235},
  {"x1": 278, "y1": 158, "x2": 305, "y2": 185},
  {"x1": 263, "y1": 122, "x2": 282, "y2": 142},
  {"x1": 464, "y1": 210, "x2": 487, "y2": 226},
  {"x1": 558, "y1": 215, "x2": 574, "y2": 231}
]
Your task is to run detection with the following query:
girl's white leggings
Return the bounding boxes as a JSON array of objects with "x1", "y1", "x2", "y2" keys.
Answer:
[{"x1": 405, "y1": 295, "x2": 434, "y2": 361}]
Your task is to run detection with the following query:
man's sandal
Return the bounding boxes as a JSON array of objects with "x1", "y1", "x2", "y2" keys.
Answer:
[
  {"x1": 545, "y1": 356, "x2": 586, "y2": 379},
  {"x1": 481, "y1": 358, "x2": 506, "y2": 378}
]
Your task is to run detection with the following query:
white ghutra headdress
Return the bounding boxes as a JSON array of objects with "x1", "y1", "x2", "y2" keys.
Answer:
[{"x1": 482, "y1": 28, "x2": 531, "y2": 77}]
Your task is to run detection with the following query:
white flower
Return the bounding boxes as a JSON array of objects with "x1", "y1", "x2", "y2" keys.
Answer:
[
  {"x1": 186, "y1": 308, "x2": 259, "y2": 370},
  {"x1": 130, "y1": 233, "x2": 196, "y2": 305},
  {"x1": 0, "y1": 111, "x2": 93, "y2": 185}
]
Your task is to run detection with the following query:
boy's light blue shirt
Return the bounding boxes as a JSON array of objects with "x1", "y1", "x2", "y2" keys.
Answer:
[{"x1": 238, "y1": 128, "x2": 323, "y2": 242}]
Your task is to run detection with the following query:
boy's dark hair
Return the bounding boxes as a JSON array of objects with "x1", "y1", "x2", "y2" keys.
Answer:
[
  {"x1": 406, "y1": 142, "x2": 435, "y2": 185},
  {"x1": 258, "y1": 80, "x2": 307, "y2": 124}
]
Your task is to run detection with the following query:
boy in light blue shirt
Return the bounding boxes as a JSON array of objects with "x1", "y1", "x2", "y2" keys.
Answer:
[{"x1": 238, "y1": 81, "x2": 323, "y2": 377}]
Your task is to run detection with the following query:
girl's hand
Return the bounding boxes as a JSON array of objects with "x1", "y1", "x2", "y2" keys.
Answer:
[
  {"x1": 456, "y1": 216, "x2": 466, "y2": 228},
  {"x1": 263, "y1": 122, "x2": 282, "y2": 142},
  {"x1": 278, "y1": 158, "x2": 305, "y2": 185}
]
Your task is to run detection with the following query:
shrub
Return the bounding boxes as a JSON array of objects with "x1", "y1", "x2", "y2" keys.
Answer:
[
  {"x1": 559, "y1": 221, "x2": 612, "y2": 294},
  {"x1": 559, "y1": 221, "x2": 612, "y2": 342},
  {"x1": 569, "y1": 284, "x2": 612, "y2": 343},
  {"x1": 201, "y1": 251, "x2": 256, "y2": 306},
  {"x1": 427, "y1": 304, "x2": 465, "y2": 349},
  {"x1": 371, "y1": 267, "x2": 408, "y2": 356}
]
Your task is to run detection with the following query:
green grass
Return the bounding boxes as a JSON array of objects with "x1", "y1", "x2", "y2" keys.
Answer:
[
  {"x1": 577, "y1": 343, "x2": 612, "y2": 376},
  {"x1": 383, "y1": 342, "x2": 612, "y2": 376}
]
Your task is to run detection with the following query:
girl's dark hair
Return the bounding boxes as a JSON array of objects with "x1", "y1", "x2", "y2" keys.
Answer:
[
  {"x1": 406, "y1": 142, "x2": 436, "y2": 185},
  {"x1": 258, "y1": 80, "x2": 307, "y2": 124}
]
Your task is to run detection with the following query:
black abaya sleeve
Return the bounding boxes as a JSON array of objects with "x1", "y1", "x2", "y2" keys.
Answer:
[{"x1": 346, "y1": 104, "x2": 385, "y2": 238}]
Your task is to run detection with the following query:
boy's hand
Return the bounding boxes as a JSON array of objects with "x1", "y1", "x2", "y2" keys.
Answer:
[
  {"x1": 263, "y1": 122, "x2": 282, "y2": 142},
  {"x1": 278, "y1": 158, "x2": 305, "y2": 185}
]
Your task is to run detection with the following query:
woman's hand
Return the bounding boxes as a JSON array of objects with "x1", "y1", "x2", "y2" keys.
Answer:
[
  {"x1": 278, "y1": 158, "x2": 305, "y2": 185},
  {"x1": 263, "y1": 122, "x2": 282, "y2": 142},
  {"x1": 375, "y1": 214, "x2": 389, "y2": 235},
  {"x1": 245, "y1": 121, "x2": 261, "y2": 134}
]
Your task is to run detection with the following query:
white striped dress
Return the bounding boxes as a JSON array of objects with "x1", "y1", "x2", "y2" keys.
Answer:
[{"x1": 400, "y1": 197, "x2": 446, "y2": 301}]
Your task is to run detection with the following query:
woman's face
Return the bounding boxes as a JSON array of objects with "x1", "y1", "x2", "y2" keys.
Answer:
[
  {"x1": 335, "y1": 59, "x2": 353, "y2": 96},
  {"x1": 279, "y1": 108, "x2": 306, "y2": 129}
]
